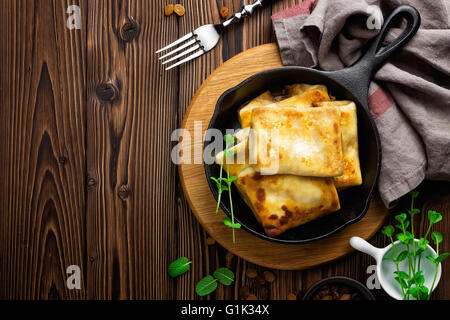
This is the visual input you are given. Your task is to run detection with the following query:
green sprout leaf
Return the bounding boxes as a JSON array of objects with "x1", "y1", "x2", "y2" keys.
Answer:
[
  {"x1": 431, "y1": 231, "x2": 443, "y2": 245},
  {"x1": 394, "y1": 271, "x2": 409, "y2": 280},
  {"x1": 407, "y1": 287, "x2": 420, "y2": 295},
  {"x1": 224, "y1": 134, "x2": 235, "y2": 148},
  {"x1": 381, "y1": 225, "x2": 395, "y2": 237},
  {"x1": 196, "y1": 276, "x2": 218, "y2": 297},
  {"x1": 395, "y1": 277, "x2": 408, "y2": 289},
  {"x1": 226, "y1": 176, "x2": 238, "y2": 184},
  {"x1": 428, "y1": 210, "x2": 442, "y2": 224},
  {"x1": 168, "y1": 257, "x2": 192, "y2": 278},
  {"x1": 395, "y1": 221, "x2": 410, "y2": 231},
  {"x1": 408, "y1": 208, "x2": 420, "y2": 216},
  {"x1": 427, "y1": 255, "x2": 436, "y2": 264},
  {"x1": 395, "y1": 213, "x2": 407, "y2": 223},
  {"x1": 225, "y1": 148, "x2": 236, "y2": 161},
  {"x1": 435, "y1": 253, "x2": 450, "y2": 264},
  {"x1": 218, "y1": 184, "x2": 229, "y2": 192},
  {"x1": 413, "y1": 271, "x2": 425, "y2": 286},
  {"x1": 213, "y1": 268, "x2": 235, "y2": 286},
  {"x1": 413, "y1": 248, "x2": 425, "y2": 257},
  {"x1": 397, "y1": 232, "x2": 414, "y2": 245},
  {"x1": 223, "y1": 217, "x2": 241, "y2": 229},
  {"x1": 418, "y1": 238, "x2": 429, "y2": 251},
  {"x1": 410, "y1": 190, "x2": 419, "y2": 199},
  {"x1": 396, "y1": 250, "x2": 409, "y2": 262}
]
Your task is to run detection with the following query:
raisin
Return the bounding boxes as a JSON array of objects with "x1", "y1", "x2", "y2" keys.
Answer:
[
  {"x1": 206, "y1": 237, "x2": 216, "y2": 245},
  {"x1": 220, "y1": 7, "x2": 229, "y2": 19},
  {"x1": 263, "y1": 271, "x2": 276, "y2": 283},
  {"x1": 174, "y1": 4, "x2": 186, "y2": 17},
  {"x1": 165, "y1": 4, "x2": 174, "y2": 16},
  {"x1": 287, "y1": 293, "x2": 297, "y2": 300},
  {"x1": 246, "y1": 268, "x2": 258, "y2": 279}
]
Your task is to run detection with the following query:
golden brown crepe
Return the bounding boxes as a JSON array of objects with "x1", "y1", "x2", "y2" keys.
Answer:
[
  {"x1": 313, "y1": 101, "x2": 362, "y2": 189},
  {"x1": 238, "y1": 91, "x2": 275, "y2": 128},
  {"x1": 239, "y1": 85, "x2": 330, "y2": 128},
  {"x1": 216, "y1": 138, "x2": 340, "y2": 238},
  {"x1": 236, "y1": 167, "x2": 340, "y2": 237},
  {"x1": 249, "y1": 106, "x2": 344, "y2": 177}
]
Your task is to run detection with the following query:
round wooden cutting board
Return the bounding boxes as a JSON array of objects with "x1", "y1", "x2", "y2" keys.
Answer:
[{"x1": 179, "y1": 43, "x2": 389, "y2": 270}]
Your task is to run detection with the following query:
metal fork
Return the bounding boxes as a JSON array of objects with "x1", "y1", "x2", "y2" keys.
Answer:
[{"x1": 156, "y1": 0, "x2": 277, "y2": 71}]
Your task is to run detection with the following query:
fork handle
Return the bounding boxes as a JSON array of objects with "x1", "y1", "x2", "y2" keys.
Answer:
[{"x1": 222, "y1": 0, "x2": 277, "y2": 29}]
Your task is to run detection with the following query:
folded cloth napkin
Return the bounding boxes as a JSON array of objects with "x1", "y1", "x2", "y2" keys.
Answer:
[{"x1": 272, "y1": 0, "x2": 450, "y2": 208}]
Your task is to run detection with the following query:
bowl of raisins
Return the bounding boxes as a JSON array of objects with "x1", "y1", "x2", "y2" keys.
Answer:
[{"x1": 303, "y1": 277, "x2": 375, "y2": 300}]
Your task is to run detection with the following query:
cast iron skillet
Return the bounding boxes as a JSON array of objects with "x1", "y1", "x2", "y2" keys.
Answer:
[{"x1": 204, "y1": 5, "x2": 421, "y2": 244}]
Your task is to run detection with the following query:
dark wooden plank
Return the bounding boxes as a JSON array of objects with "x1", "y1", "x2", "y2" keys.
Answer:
[
  {"x1": 0, "y1": 0, "x2": 87, "y2": 299},
  {"x1": 85, "y1": 0, "x2": 178, "y2": 299},
  {"x1": 176, "y1": 0, "x2": 225, "y2": 301}
]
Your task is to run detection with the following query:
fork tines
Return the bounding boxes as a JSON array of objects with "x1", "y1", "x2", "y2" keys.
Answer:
[{"x1": 156, "y1": 32, "x2": 205, "y2": 71}]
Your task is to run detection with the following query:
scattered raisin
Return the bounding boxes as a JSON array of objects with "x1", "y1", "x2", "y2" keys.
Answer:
[
  {"x1": 287, "y1": 293, "x2": 297, "y2": 300},
  {"x1": 206, "y1": 237, "x2": 216, "y2": 245},
  {"x1": 174, "y1": 4, "x2": 186, "y2": 17},
  {"x1": 165, "y1": 4, "x2": 174, "y2": 16},
  {"x1": 340, "y1": 293, "x2": 351, "y2": 300},
  {"x1": 246, "y1": 294, "x2": 258, "y2": 300},
  {"x1": 255, "y1": 275, "x2": 266, "y2": 286},
  {"x1": 246, "y1": 268, "x2": 258, "y2": 279},
  {"x1": 263, "y1": 271, "x2": 276, "y2": 283},
  {"x1": 239, "y1": 286, "x2": 250, "y2": 299},
  {"x1": 220, "y1": 7, "x2": 229, "y2": 19}
]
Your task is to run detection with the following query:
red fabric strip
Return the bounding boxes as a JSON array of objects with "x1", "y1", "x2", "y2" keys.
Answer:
[
  {"x1": 369, "y1": 87, "x2": 394, "y2": 119},
  {"x1": 271, "y1": 0, "x2": 313, "y2": 21}
]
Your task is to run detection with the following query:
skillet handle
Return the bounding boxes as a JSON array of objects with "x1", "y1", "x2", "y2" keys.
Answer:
[
  {"x1": 328, "y1": 5, "x2": 421, "y2": 106},
  {"x1": 361, "y1": 5, "x2": 421, "y2": 75}
]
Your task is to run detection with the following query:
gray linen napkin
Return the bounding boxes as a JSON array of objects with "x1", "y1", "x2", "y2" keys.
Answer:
[{"x1": 272, "y1": 0, "x2": 450, "y2": 207}]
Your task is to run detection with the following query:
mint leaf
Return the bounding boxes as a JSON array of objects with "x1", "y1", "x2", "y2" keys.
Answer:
[
  {"x1": 196, "y1": 276, "x2": 218, "y2": 297},
  {"x1": 213, "y1": 268, "x2": 235, "y2": 286},
  {"x1": 168, "y1": 257, "x2": 192, "y2": 278}
]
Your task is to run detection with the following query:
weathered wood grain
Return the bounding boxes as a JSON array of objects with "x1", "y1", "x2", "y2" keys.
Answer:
[
  {"x1": 0, "y1": 0, "x2": 449, "y2": 301},
  {"x1": 85, "y1": 0, "x2": 178, "y2": 299},
  {"x1": 0, "y1": 0, "x2": 87, "y2": 299}
]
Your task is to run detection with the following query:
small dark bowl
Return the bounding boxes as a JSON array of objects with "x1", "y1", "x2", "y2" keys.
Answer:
[{"x1": 303, "y1": 276, "x2": 375, "y2": 300}]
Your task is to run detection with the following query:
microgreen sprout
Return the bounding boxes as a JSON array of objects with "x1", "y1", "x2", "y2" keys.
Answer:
[
  {"x1": 211, "y1": 134, "x2": 241, "y2": 243},
  {"x1": 381, "y1": 191, "x2": 448, "y2": 300}
]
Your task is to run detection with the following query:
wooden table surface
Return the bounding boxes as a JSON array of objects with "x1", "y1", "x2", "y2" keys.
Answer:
[{"x1": 1, "y1": 0, "x2": 449, "y2": 300}]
